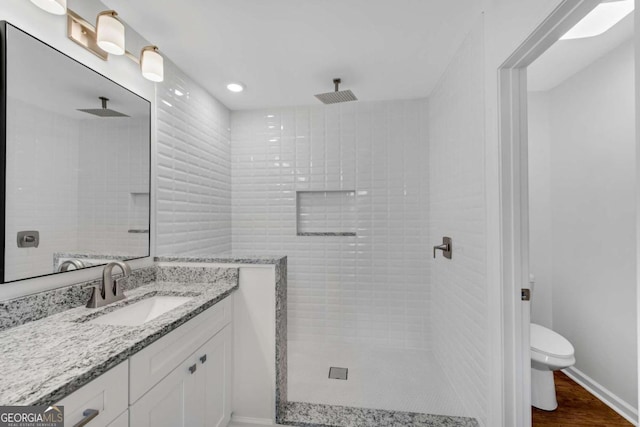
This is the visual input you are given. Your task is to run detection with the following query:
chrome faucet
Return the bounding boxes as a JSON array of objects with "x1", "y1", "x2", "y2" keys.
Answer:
[{"x1": 86, "y1": 261, "x2": 131, "y2": 308}]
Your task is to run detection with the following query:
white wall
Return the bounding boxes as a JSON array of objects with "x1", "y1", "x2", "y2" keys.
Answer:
[
  {"x1": 428, "y1": 19, "x2": 489, "y2": 424},
  {"x1": 528, "y1": 40, "x2": 637, "y2": 409},
  {"x1": 527, "y1": 92, "x2": 553, "y2": 328},
  {"x1": 155, "y1": 59, "x2": 232, "y2": 256},
  {"x1": 231, "y1": 100, "x2": 431, "y2": 350}
]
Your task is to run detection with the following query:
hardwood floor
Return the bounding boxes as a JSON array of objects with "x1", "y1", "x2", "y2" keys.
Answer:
[{"x1": 532, "y1": 371, "x2": 632, "y2": 426}]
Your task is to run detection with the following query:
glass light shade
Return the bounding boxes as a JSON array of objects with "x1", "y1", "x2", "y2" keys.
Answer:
[
  {"x1": 561, "y1": 0, "x2": 634, "y2": 40},
  {"x1": 96, "y1": 11, "x2": 125, "y2": 55},
  {"x1": 140, "y1": 47, "x2": 164, "y2": 82},
  {"x1": 30, "y1": 0, "x2": 66, "y2": 15}
]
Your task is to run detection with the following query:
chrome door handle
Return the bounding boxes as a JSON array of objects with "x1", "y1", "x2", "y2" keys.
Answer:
[
  {"x1": 73, "y1": 409, "x2": 99, "y2": 427},
  {"x1": 200, "y1": 354, "x2": 207, "y2": 364},
  {"x1": 188, "y1": 364, "x2": 197, "y2": 374}
]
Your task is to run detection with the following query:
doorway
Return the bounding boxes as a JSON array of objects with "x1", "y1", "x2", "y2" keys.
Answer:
[{"x1": 499, "y1": 0, "x2": 639, "y2": 426}]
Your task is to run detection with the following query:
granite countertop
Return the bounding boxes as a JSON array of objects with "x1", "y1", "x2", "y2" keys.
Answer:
[
  {"x1": 0, "y1": 278, "x2": 238, "y2": 406},
  {"x1": 155, "y1": 253, "x2": 286, "y2": 265}
]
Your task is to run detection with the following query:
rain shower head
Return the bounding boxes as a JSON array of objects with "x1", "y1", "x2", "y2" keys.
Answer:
[
  {"x1": 77, "y1": 97, "x2": 129, "y2": 117},
  {"x1": 315, "y1": 78, "x2": 357, "y2": 104}
]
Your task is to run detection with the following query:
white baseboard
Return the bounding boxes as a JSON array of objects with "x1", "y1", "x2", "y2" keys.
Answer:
[
  {"x1": 563, "y1": 366, "x2": 638, "y2": 425},
  {"x1": 229, "y1": 414, "x2": 277, "y2": 426}
]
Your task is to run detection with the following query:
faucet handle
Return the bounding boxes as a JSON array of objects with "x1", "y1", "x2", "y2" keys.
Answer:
[
  {"x1": 86, "y1": 285, "x2": 104, "y2": 308},
  {"x1": 114, "y1": 277, "x2": 127, "y2": 298}
]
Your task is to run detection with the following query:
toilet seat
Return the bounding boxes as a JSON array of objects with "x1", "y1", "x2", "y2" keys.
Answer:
[{"x1": 530, "y1": 323, "x2": 574, "y2": 359}]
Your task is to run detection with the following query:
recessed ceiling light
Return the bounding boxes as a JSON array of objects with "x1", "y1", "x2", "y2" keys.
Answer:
[
  {"x1": 560, "y1": 0, "x2": 634, "y2": 40},
  {"x1": 227, "y1": 82, "x2": 245, "y2": 93},
  {"x1": 174, "y1": 89, "x2": 184, "y2": 96}
]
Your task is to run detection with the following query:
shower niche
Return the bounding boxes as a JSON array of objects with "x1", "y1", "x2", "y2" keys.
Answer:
[
  {"x1": 0, "y1": 22, "x2": 151, "y2": 283},
  {"x1": 296, "y1": 190, "x2": 357, "y2": 236}
]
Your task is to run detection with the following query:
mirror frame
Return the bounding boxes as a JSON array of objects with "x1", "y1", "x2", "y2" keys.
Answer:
[{"x1": 0, "y1": 21, "x2": 152, "y2": 284}]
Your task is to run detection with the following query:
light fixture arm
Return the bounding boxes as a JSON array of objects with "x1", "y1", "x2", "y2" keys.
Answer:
[{"x1": 97, "y1": 10, "x2": 118, "y2": 20}]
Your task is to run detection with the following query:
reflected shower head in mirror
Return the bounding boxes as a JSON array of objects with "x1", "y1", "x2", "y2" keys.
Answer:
[{"x1": 77, "y1": 96, "x2": 129, "y2": 117}]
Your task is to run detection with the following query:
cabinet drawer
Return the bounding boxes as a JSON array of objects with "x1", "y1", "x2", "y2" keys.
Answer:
[
  {"x1": 57, "y1": 361, "x2": 128, "y2": 427},
  {"x1": 129, "y1": 296, "x2": 232, "y2": 403}
]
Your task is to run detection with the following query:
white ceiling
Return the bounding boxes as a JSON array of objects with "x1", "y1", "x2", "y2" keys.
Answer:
[
  {"x1": 528, "y1": 13, "x2": 634, "y2": 92},
  {"x1": 102, "y1": 0, "x2": 483, "y2": 110}
]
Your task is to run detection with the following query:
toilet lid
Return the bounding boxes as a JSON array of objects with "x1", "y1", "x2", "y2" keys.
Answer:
[{"x1": 530, "y1": 324, "x2": 574, "y2": 358}]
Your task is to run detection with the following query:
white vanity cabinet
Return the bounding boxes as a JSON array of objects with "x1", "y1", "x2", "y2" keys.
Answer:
[
  {"x1": 129, "y1": 326, "x2": 232, "y2": 427},
  {"x1": 129, "y1": 295, "x2": 233, "y2": 427},
  {"x1": 56, "y1": 295, "x2": 233, "y2": 427}
]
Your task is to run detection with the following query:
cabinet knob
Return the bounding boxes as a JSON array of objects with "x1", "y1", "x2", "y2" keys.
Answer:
[
  {"x1": 188, "y1": 364, "x2": 197, "y2": 374},
  {"x1": 200, "y1": 354, "x2": 207, "y2": 364}
]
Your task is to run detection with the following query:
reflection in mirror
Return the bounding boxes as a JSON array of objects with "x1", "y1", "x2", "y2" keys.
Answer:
[{"x1": 2, "y1": 23, "x2": 151, "y2": 283}]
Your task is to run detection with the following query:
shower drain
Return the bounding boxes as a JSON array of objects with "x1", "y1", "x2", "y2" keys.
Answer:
[{"x1": 328, "y1": 367, "x2": 348, "y2": 380}]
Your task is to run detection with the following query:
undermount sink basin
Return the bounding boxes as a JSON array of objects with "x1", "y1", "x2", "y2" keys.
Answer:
[{"x1": 88, "y1": 296, "x2": 192, "y2": 326}]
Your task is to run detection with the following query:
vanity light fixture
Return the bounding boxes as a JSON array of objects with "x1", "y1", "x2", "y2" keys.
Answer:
[
  {"x1": 96, "y1": 11, "x2": 125, "y2": 55},
  {"x1": 31, "y1": 2, "x2": 164, "y2": 82},
  {"x1": 227, "y1": 82, "x2": 245, "y2": 93},
  {"x1": 30, "y1": 0, "x2": 66, "y2": 15},
  {"x1": 140, "y1": 46, "x2": 164, "y2": 82},
  {"x1": 561, "y1": 0, "x2": 634, "y2": 40}
]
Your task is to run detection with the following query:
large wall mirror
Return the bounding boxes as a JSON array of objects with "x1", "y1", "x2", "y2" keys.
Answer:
[{"x1": 0, "y1": 23, "x2": 151, "y2": 283}]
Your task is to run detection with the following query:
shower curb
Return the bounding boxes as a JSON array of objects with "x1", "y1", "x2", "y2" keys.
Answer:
[{"x1": 280, "y1": 401, "x2": 480, "y2": 427}]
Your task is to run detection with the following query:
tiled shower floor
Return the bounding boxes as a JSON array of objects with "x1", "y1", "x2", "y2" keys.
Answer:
[{"x1": 288, "y1": 341, "x2": 470, "y2": 418}]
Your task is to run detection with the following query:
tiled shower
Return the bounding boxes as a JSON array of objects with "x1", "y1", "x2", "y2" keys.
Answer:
[
  {"x1": 231, "y1": 100, "x2": 430, "y2": 349},
  {"x1": 153, "y1": 16, "x2": 490, "y2": 425}
]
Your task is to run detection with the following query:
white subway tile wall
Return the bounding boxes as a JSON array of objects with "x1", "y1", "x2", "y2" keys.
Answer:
[
  {"x1": 77, "y1": 117, "x2": 150, "y2": 256},
  {"x1": 5, "y1": 98, "x2": 80, "y2": 281},
  {"x1": 231, "y1": 100, "x2": 431, "y2": 349},
  {"x1": 156, "y1": 59, "x2": 232, "y2": 255},
  {"x1": 428, "y1": 22, "x2": 488, "y2": 424}
]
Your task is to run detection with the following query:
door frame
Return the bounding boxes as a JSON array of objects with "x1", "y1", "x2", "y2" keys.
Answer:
[{"x1": 497, "y1": 1, "x2": 601, "y2": 426}]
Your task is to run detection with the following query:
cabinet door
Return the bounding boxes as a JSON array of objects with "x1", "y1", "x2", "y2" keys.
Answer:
[
  {"x1": 129, "y1": 356, "x2": 202, "y2": 427},
  {"x1": 106, "y1": 410, "x2": 128, "y2": 427},
  {"x1": 197, "y1": 325, "x2": 232, "y2": 427}
]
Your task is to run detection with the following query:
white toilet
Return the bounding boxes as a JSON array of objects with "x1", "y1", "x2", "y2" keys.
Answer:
[{"x1": 530, "y1": 323, "x2": 576, "y2": 411}]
